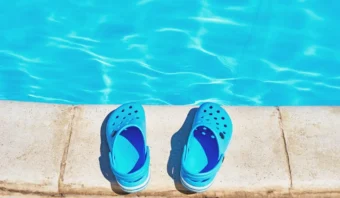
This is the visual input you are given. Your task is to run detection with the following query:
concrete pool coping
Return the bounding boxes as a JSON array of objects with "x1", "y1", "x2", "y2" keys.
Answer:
[{"x1": 0, "y1": 101, "x2": 339, "y2": 197}]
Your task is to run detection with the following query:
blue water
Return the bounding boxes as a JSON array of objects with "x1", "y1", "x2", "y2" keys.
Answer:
[{"x1": 1, "y1": 0, "x2": 340, "y2": 105}]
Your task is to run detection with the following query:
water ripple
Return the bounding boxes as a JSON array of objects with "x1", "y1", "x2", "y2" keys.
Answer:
[
  {"x1": 314, "y1": 82, "x2": 340, "y2": 90},
  {"x1": 304, "y1": 9, "x2": 324, "y2": 21},
  {"x1": 91, "y1": 58, "x2": 114, "y2": 67},
  {"x1": 27, "y1": 94, "x2": 73, "y2": 104},
  {"x1": 0, "y1": 50, "x2": 42, "y2": 63},
  {"x1": 155, "y1": 28, "x2": 190, "y2": 35},
  {"x1": 190, "y1": 16, "x2": 246, "y2": 26},
  {"x1": 67, "y1": 32, "x2": 100, "y2": 43},
  {"x1": 122, "y1": 34, "x2": 140, "y2": 42},
  {"x1": 137, "y1": 0, "x2": 154, "y2": 6},
  {"x1": 261, "y1": 59, "x2": 321, "y2": 77},
  {"x1": 48, "y1": 36, "x2": 92, "y2": 49},
  {"x1": 47, "y1": 14, "x2": 62, "y2": 23},
  {"x1": 1, "y1": 0, "x2": 339, "y2": 105}
]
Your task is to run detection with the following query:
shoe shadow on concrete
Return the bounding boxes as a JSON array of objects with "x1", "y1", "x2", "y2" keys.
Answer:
[
  {"x1": 99, "y1": 110, "x2": 128, "y2": 195},
  {"x1": 167, "y1": 108, "x2": 198, "y2": 194}
]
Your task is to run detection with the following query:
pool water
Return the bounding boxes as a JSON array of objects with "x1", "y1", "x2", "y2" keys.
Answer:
[{"x1": 0, "y1": 0, "x2": 339, "y2": 105}]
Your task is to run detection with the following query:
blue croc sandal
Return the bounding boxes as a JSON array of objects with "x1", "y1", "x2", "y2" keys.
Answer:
[
  {"x1": 180, "y1": 102, "x2": 233, "y2": 192},
  {"x1": 106, "y1": 102, "x2": 150, "y2": 193}
]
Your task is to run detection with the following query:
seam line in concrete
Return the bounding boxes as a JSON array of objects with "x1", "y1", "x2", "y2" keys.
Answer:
[
  {"x1": 276, "y1": 107, "x2": 293, "y2": 188},
  {"x1": 0, "y1": 187, "x2": 58, "y2": 197},
  {"x1": 3, "y1": 189, "x2": 340, "y2": 198},
  {"x1": 58, "y1": 105, "x2": 77, "y2": 193}
]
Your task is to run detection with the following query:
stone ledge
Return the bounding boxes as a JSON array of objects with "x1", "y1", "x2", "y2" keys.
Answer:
[
  {"x1": 0, "y1": 101, "x2": 74, "y2": 193},
  {"x1": 279, "y1": 107, "x2": 340, "y2": 190},
  {"x1": 3, "y1": 190, "x2": 340, "y2": 198},
  {"x1": 0, "y1": 101, "x2": 339, "y2": 197}
]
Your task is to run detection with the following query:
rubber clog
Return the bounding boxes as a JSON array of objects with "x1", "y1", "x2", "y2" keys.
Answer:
[
  {"x1": 180, "y1": 102, "x2": 233, "y2": 192},
  {"x1": 106, "y1": 102, "x2": 150, "y2": 193}
]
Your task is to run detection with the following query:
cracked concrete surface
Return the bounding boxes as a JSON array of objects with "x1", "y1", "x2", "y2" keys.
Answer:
[
  {"x1": 276, "y1": 107, "x2": 293, "y2": 188},
  {"x1": 0, "y1": 101, "x2": 340, "y2": 197},
  {"x1": 280, "y1": 107, "x2": 340, "y2": 191},
  {"x1": 58, "y1": 106, "x2": 77, "y2": 193}
]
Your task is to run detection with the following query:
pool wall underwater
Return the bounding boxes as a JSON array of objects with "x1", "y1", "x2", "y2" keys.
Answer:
[{"x1": 0, "y1": 0, "x2": 340, "y2": 106}]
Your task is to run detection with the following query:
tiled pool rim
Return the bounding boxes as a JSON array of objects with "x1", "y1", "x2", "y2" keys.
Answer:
[{"x1": 0, "y1": 101, "x2": 339, "y2": 198}]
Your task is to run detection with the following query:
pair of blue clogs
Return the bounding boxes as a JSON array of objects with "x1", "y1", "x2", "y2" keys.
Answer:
[{"x1": 106, "y1": 102, "x2": 233, "y2": 193}]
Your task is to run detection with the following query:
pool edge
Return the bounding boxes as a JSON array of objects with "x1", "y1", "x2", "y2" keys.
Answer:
[{"x1": 0, "y1": 101, "x2": 340, "y2": 197}]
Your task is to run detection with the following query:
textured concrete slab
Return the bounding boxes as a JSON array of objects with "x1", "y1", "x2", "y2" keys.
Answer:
[
  {"x1": 60, "y1": 105, "x2": 118, "y2": 195},
  {"x1": 0, "y1": 191, "x2": 52, "y2": 198},
  {"x1": 2, "y1": 191, "x2": 340, "y2": 198},
  {"x1": 0, "y1": 101, "x2": 74, "y2": 193},
  {"x1": 216, "y1": 107, "x2": 290, "y2": 190},
  {"x1": 280, "y1": 107, "x2": 340, "y2": 190},
  {"x1": 2, "y1": 102, "x2": 339, "y2": 197},
  {"x1": 62, "y1": 105, "x2": 290, "y2": 195}
]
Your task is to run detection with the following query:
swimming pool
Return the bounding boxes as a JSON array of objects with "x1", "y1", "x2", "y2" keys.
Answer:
[{"x1": 0, "y1": 0, "x2": 339, "y2": 105}]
